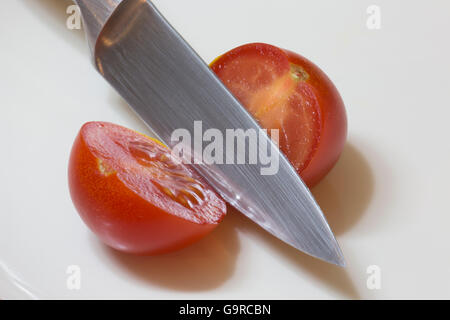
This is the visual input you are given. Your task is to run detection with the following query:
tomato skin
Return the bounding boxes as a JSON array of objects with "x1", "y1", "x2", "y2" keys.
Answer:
[
  {"x1": 211, "y1": 43, "x2": 347, "y2": 187},
  {"x1": 283, "y1": 49, "x2": 347, "y2": 187},
  {"x1": 68, "y1": 123, "x2": 224, "y2": 255}
]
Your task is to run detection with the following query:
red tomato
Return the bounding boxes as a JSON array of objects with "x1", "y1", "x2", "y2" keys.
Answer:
[
  {"x1": 68, "y1": 122, "x2": 226, "y2": 255},
  {"x1": 211, "y1": 43, "x2": 347, "y2": 187}
]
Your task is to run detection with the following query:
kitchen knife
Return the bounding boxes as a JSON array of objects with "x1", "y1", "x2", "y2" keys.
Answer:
[{"x1": 75, "y1": 0, "x2": 345, "y2": 266}]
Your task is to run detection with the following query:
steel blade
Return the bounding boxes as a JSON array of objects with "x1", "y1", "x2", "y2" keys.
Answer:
[{"x1": 92, "y1": 0, "x2": 345, "y2": 266}]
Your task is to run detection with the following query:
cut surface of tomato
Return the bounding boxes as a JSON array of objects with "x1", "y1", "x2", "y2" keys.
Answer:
[
  {"x1": 68, "y1": 122, "x2": 226, "y2": 255},
  {"x1": 211, "y1": 43, "x2": 347, "y2": 187}
]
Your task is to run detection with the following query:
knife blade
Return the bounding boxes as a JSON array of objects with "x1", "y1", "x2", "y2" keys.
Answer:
[{"x1": 76, "y1": 0, "x2": 345, "y2": 266}]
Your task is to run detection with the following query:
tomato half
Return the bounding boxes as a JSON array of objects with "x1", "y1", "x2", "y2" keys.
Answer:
[
  {"x1": 68, "y1": 122, "x2": 226, "y2": 255},
  {"x1": 211, "y1": 43, "x2": 347, "y2": 187}
]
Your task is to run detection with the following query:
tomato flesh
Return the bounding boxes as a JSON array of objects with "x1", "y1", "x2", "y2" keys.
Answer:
[
  {"x1": 68, "y1": 122, "x2": 226, "y2": 254},
  {"x1": 211, "y1": 43, "x2": 347, "y2": 187}
]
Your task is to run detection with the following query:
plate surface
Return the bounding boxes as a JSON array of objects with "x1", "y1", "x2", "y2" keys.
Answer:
[{"x1": 2, "y1": 0, "x2": 450, "y2": 299}]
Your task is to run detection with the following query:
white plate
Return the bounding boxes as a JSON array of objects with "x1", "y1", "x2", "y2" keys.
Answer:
[{"x1": 2, "y1": 0, "x2": 450, "y2": 299}]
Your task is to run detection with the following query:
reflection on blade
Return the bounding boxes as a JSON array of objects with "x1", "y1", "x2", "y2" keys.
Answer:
[{"x1": 92, "y1": 0, "x2": 345, "y2": 266}]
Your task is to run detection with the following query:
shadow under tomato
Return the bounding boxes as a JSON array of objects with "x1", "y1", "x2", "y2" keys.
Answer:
[
  {"x1": 312, "y1": 143, "x2": 374, "y2": 235},
  {"x1": 97, "y1": 215, "x2": 240, "y2": 292},
  {"x1": 90, "y1": 138, "x2": 373, "y2": 298}
]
